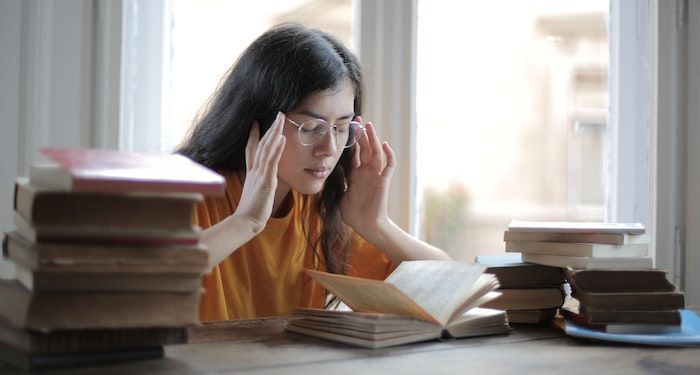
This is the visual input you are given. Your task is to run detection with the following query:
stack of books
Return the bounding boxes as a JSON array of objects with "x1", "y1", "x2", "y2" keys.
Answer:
[
  {"x1": 475, "y1": 255, "x2": 566, "y2": 323},
  {"x1": 0, "y1": 148, "x2": 224, "y2": 370},
  {"x1": 504, "y1": 220, "x2": 652, "y2": 270},
  {"x1": 560, "y1": 269, "x2": 685, "y2": 334}
]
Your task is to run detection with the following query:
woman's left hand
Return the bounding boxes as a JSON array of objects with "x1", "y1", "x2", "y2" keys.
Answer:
[{"x1": 340, "y1": 117, "x2": 396, "y2": 238}]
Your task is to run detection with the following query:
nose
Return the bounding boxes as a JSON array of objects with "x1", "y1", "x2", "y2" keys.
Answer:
[{"x1": 313, "y1": 128, "x2": 339, "y2": 157}]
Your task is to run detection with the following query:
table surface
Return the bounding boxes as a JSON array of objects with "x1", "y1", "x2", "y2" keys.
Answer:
[{"x1": 2, "y1": 313, "x2": 699, "y2": 375}]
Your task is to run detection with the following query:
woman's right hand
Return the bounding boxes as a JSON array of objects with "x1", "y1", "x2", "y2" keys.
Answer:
[{"x1": 233, "y1": 112, "x2": 286, "y2": 234}]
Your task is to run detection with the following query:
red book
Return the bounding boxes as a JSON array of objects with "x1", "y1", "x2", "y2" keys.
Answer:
[{"x1": 30, "y1": 148, "x2": 225, "y2": 196}]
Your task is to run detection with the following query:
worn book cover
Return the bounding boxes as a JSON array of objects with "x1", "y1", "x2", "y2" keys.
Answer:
[
  {"x1": 564, "y1": 268, "x2": 677, "y2": 293},
  {"x1": 14, "y1": 178, "x2": 201, "y2": 231},
  {"x1": 506, "y1": 241, "x2": 648, "y2": 258},
  {"x1": 0, "y1": 280, "x2": 201, "y2": 331},
  {"x1": 31, "y1": 148, "x2": 225, "y2": 196},
  {"x1": 475, "y1": 254, "x2": 565, "y2": 288}
]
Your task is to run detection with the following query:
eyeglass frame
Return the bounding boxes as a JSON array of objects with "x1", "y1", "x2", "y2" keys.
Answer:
[{"x1": 285, "y1": 117, "x2": 365, "y2": 149}]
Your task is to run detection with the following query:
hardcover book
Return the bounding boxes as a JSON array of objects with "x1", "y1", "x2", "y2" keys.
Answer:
[
  {"x1": 30, "y1": 148, "x2": 225, "y2": 196},
  {"x1": 503, "y1": 230, "x2": 650, "y2": 246},
  {"x1": 522, "y1": 253, "x2": 653, "y2": 270},
  {"x1": 474, "y1": 254, "x2": 565, "y2": 288},
  {"x1": 0, "y1": 280, "x2": 201, "y2": 331},
  {"x1": 480, "y1": 287, "x2": 565, "y2": 310},
  {"x1": 285, "y1": 261, "x2": 510, "y2": 348},
  {"x1": 506, "y1": 241, "x2": 648, "y2": 258},
  {"x1": 14, "y1": 178, "x2": 201, "y2": 232},
  {"x1": 506, "y1": 220, "x2": 645, "y2": 234},
  {"x1": 564, "y1": 268, "x2": 677, "y2": 293}
]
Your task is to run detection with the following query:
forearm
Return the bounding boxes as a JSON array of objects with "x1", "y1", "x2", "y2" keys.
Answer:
[
  {"x1": 362, "y1": 220, "x2": 452, "y2": 263},
  {"x1": 201, "y1": 213, "x2": 258, "y2": 269}
]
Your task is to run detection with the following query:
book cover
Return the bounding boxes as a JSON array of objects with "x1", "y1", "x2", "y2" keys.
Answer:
[
  {"x1": 0, "y1": 280, "x2": 201, "y2": 331},
  {"x1": 13, "y1": 212, "x2": 201, "y2": 246},
  {"x1": 503, "y1": 230, "x2": 650, "y2": 245},
  {"x1": 31, "y1": 148, "x2": 225, "y2": 196},
  {"x1": 14, "y1": 178, "x2": 201, "y2": 231},
  {"x1": 578, "y1": 305, "x2": 681, "y2": 325},
  {"x1": 562, "y1": 309, "x2": 700, "y2": 346},
  {"x1": 3, "y1": 231, "x2": 208, "y2": 274},
  {"x1": 568, "y1": 276, "x2": 684, "y2": 310},
  {"x1": 475, "y1": 254, "x2": 565, "y2": 288},
  {"x1": 506, "y1": 241, "x2": 649, "y2": 258},
  {"x1": 522, "y1": 253, "x2": 653, "y2": 270},
  {"x1": 0, "y1": 318, "x2": 186, "y2": 355},
  {"x1": 560, "y1": 307, "x2": 681, "y2": 334},
  {"x1": 507, "y1": 220, "x2": 645, "y2": 234},
  {"x1": 564, "y1": 268, "x2": 676, "y2": 293},
  {"x1": 480, "y1": 287, "x2": 565, "y2": 310},
  {"x1": 505, "y1": 308, "x2": 557, "y2": 324}
]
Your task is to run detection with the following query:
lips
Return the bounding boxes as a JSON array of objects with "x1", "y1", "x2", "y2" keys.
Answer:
[{"x1": 304, "y1": 166, "x2": 332, "y2": 178}]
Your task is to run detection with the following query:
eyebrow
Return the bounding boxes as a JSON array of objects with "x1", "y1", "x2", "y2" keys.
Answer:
[{"x1": 297, "y1": 109, "x2": 355, "y2": 122}]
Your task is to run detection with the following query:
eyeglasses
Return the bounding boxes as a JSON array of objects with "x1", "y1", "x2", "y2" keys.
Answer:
[{"x1": 285, "y1": 117, "x2": 365, "y2": 148}]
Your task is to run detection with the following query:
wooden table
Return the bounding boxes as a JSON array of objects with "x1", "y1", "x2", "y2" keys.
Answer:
[{"x1": 3, "y1": 315, "x2": 699, "y2": 375}]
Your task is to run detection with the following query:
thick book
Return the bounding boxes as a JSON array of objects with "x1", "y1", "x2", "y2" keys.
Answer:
[
  {"x1": 14, "y1": 178, "x2": 201, "y2": 231},
  {"x1": 522, "y1": 253, "x2": 653, "y2": 270},
  {"x1": 480, "y1": 287, "x2": 565, "y2": 310},
  {"x1": 507, "y1": 220, "x2": 645, "y2": 234},
  {"x1": 0, "y1": 340, "x2": 163, "y2": 371},
  {"x1": 564, "y1": 268, "x2": 677, "y2": 293},
  {"x1": 503, "y1": 230, "x2": 650, "y2": 245},
  {"x1": 12, "y1": 263, "x2": 204, "y2": 293},
  {"x1": 577, "y1": 305, "x2": 681, "y2": 325},
  {"x1": 474, "y1": 254, "x2": 565, "y2": 288},
  {"x1": 285, "y1": 261, "x2": 510, "y2": 348},
  {"x1": 288, "y1": 307, "x2": 507, "y2": 349},
  {"x1": 560, "y1": 309, "x2": 700, "y2": 346},
  {"x1": 4, "y1": 231, "x2": 207, "y2": 292},
  {"x1": 13, "y1": 212, "x2": 200, "y2": 246},
  {"x1": 505, "y1": 308, "x2": 557, "y2": 324},
  {"x1": 30, "y1": 147, "x2": 225, "y2": 196},
  {"x1": 3, "y1": 231, "x2": 207, "y2": 273},
  {"x1": 560, "y1": 307, "x2": 681, "y2": 334},
  {"x1": 0, "y1": 280, "x2": 201, "y2": 331},
  {"x1": 0, "y1": 318, "x2": 186, "y2": 355},
  {"x1": 505, "y1": 241, "x2": 648, "y2": 258},
  {"x1": 568, "y1": 276, "x2": 685, "y2": 310}
]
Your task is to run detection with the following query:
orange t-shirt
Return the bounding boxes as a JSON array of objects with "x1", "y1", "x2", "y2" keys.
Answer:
[{"x1": 195, "y1": 172, "x2": 394, "y2": 321}]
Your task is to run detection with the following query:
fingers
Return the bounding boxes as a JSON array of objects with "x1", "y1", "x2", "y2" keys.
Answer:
[
  {"x1": 364, "y1": 123, "x2": 384, "y2": 170},
  {"x1": 245, "y1": 122, "x2": 261, "y2": 172},
  {"x1": 381, "y1": 142, "x2": 395, "y2": 180},
  {"x1": 247, "y1": 112, "x2": 285, "y2": 174}
]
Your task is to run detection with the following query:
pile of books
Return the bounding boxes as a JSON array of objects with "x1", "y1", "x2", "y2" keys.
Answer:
[
  {"x1": 560, "y1": 269, "x2": 685, "y2": 334},
  {"x1": 0, "y1": 148, "x2": 224, "y2": 370},
  {"x1": 475, "y1": 255, "x2": 566, "y2": 324},
  {"x1": 502, "y1": 220, "x2": 686, "y2": 335},
  {"x1": 504, "y1": 220, "x2": 652, "y2": 270}
]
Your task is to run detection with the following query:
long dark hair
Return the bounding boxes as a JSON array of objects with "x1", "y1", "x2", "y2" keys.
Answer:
[{"x1": 177, "y1": 23, "x2": 362, "y2": 275}]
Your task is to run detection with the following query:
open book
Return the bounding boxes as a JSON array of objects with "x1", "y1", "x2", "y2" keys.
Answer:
[{"x1": 286, "y1": 261, "x2": 510, "y2": 348}]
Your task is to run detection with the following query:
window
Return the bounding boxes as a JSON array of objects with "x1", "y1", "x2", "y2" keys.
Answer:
[
  {"x1": 415, "y1": 0, "x2": 610, "y2": 261},
  {"x1": 160, "y1": 0, "x2": 355, "y2": 154}
]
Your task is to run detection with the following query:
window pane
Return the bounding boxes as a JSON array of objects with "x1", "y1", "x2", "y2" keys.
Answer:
[
  {"x1": 162, "y1": 0, "x2": 355, "y2": 153},
  {"x1": 416, "y1": 0, "x2": 609, "y2": 260}
]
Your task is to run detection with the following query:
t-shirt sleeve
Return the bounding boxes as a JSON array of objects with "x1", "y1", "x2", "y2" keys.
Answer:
[{"x1": 345, "y1": 233, "x2": 396, "y2": 280}]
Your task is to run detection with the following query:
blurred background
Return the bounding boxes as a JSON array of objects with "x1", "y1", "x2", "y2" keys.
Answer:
[{"x1": 160, "y1": 0, "x2": 608, "y2": 262}]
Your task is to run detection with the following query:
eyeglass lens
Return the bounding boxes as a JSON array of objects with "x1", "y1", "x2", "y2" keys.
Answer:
[{"x1": 298, "y1": 120, "x2": 363, "y2": 148}]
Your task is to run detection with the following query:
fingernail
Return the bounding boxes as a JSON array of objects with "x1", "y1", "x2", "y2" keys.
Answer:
[{"x1": 276, "y1": 111, "x2": 283, "y2": 122}]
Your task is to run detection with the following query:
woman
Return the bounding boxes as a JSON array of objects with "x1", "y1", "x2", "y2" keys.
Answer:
[{"x1": 177, "y1": 23, "x2": 450, "y2": 321}]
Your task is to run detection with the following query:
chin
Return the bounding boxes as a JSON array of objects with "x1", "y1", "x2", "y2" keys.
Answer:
[{"x1": 294, "y1": 181, "x2": 325, "y2": 195}]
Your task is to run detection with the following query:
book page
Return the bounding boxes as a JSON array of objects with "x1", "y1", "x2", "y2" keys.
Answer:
[
  {"x1": 384, "y1": 261, "x2": 486, "y2": 326},
  {"x1": 305, "y1": 270, "x2": 436, "y2": 324}
]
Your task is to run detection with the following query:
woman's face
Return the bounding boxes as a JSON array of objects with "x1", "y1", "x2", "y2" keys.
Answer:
[{"x1": 278, "y1": 77, "x2": 355, "y2": 195}]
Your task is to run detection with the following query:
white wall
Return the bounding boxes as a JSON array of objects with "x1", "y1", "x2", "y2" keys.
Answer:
[{"x1": 0, "y1": 0, "x2": 121, "y2": 278}]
